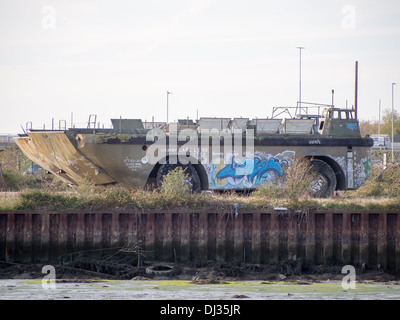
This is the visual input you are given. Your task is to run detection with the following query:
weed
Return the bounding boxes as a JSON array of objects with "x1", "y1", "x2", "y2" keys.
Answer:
[
  {"x1": 253, "y1": 157, "x2": 318, "y2": 208},
  {"x1": 76, "y1": 175, "x2": 97, "y2": 196},
  {"x1": 16, "y1": 190, "x2": 82, "y2": 211},
  {"x1": 159, "y1": 167, "x2": 192, "y2": 207},
  {"x1": 1, "y1": 159, "x2": 400, "y2": 211},
  {"x1": 101, "y1": 188, "x2": 133, "y2": 206},
  {"x1": 1, "y1": 170, "x2": 40, "y2": 191},
  {"x1": 345, "y1": 163, "x2": 400, "y2": 198}
]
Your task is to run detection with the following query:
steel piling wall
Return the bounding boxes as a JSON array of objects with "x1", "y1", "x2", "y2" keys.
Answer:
[{"x1": 1, "y1": 209, "x2": 399, "y2": 273}]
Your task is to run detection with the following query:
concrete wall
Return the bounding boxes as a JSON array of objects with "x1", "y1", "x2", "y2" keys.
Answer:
[{"x1": 1, "y1": 209, "x2": 399, "y2": 273}]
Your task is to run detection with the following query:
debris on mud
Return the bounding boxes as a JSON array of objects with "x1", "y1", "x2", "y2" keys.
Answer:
[
  {"x1": 0, "y1": 244, "x2": 398, "y2": 282},
  {"x1": 0, "y1": 257, "x2": 398, "y2": 283}
]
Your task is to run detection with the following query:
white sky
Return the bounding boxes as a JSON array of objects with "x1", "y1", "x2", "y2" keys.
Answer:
[{"x1": 1, "y1": 0, "x2": 400, "y2": 134}]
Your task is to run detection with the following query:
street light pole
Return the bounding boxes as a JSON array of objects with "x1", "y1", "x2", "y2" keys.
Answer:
[
  {"x1": 296, "y1": 47, "x2": 305, "y2": 115},
  {"x1": 392, "y1": 83, "x2": 396, "y2": 162},
  {"x1": 378, "y1": 99, "x2": 381, "y2": 136},
  {"x1": 167, "y1": 91, "x2": 172, "y2": 124}
]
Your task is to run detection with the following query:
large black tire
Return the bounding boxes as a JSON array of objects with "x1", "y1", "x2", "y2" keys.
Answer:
[
  {"x1": 308, "y1": 159, "x2": 337, "y2": 198},
  {"x1": 156, "y1": 163, "x2": 202, "y2": 193}
]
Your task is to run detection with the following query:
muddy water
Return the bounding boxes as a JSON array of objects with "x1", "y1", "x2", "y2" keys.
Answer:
[{"x1": 1, "y1": 280, "x2": 400, "y2": 300}]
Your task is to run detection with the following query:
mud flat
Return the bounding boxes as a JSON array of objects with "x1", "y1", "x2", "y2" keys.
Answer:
[
  {"x1": 2, "y1": 278, "x2": 400, "y2": 300},
  {"x1": 0, "y1": 259, "x2": 397, "y2": 283}
]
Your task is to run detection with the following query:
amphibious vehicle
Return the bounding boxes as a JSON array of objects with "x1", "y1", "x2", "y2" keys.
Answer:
[{"x1": 15, "y1": 102, "x2": 373, "y2": 198}]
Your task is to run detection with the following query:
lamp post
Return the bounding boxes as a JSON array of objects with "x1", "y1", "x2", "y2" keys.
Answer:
[
  {"x1": 378, "y1": 99, "x2": 381, "y2": 136},
  {"x1": 392, "y1": 83, "x2": 396, "y2": 162},
  {"x1": 167, "y1": 91, "x2": 172, "y2": 124},
  {"x1": 296, "y1": 47, "x2": 305, "y2": 115}
]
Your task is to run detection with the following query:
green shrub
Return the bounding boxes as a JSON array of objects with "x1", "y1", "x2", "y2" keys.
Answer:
[
  {"x1": 101, "y1": 188, "x2": 133, "y2": 206},
  {"x1": 350, "y1": 163, "x2": 400, "y2": 198},
  {"x1": 159, "y1": 167, "x2": 192, "y2": 206},
  {"x1": 254, "y1": 157, "x2": 317, "y2": 208},
  {"x1": 76, "y1": 175, "x2": 97, "y2": 196},
  {"x1": 1, "y1": 170, "x2": 40, "y2": 191},
  {"x1": 17, "y1": 190, "x2": 81, "y2": 210}
]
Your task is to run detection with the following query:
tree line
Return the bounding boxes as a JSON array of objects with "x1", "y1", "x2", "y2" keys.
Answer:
[{"x1": 359, "y1": 108, "x2": 400, "y2": 141}]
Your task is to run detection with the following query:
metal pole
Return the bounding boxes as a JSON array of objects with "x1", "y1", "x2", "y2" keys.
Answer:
[
  {"x1": 354, "y1": 61, "x2": 358, "y2": 120},
  {"x1": 167, "y1": 91, "x2": 169, "y2": 124},
  {"x1": 383, "y1": 153, "x2": 387, "y2": 170},
  {"x1": 297, "y1": 47, "x2": 304, "y2": 115},
  {"x1": 392, "y1": 83, "x2": 396, "y2": 162},
  {"x1": 167, "y1": 91, "x2": 172, "y2": 124},
  {"x1": 378, "y1": 99, "x2": 381, "y2": 136}
]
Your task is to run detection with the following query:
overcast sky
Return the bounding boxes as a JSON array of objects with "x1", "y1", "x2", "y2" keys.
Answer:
[{"x1": 1, "y1": 0, "x2": 400, "y2": 134}]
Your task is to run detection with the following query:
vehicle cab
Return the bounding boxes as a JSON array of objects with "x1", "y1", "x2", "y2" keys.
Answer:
[{"x1": 318, "y1": 108, "x2": 361, "y2": 138}]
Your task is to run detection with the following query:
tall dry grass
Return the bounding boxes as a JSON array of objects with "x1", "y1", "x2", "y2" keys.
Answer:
[
  {"x1": 253, "y1": 157, "x2": 318, "y2": 208},
  {"x1": 2, "y1": 159, "x2": 400, "y2": 211}
]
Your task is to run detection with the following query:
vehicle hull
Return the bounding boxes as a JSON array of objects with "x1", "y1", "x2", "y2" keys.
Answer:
[{"x1": 15, "y1": 131, "x2": 373, "y2": 191}]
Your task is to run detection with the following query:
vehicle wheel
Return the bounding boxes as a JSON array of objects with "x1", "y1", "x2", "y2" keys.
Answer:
[
  {"x1": 156, "y1": 163, "x2": 201, "y2": 193},
  {"x1": 308, "y1": 159, "x2": 337, "y2": 198}
]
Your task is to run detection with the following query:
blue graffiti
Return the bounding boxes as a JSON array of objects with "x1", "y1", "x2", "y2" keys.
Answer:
[
  {"x1": 214, "y1": 157, "x2": 284, "y2": 187},
  {"x1": 346, "y1": 122, "x2": 358, "y2": 131}
]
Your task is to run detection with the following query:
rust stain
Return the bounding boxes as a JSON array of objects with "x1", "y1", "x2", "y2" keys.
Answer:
[
  {"x1": 15, "y1": 132, "x2": 115, "y2": 185},
  {"x1": 0, "y1": 209, "x2": 399, "y2": 275},
  {"x1": 14, "y1": 136, "x2": 74, "y2": 184}
]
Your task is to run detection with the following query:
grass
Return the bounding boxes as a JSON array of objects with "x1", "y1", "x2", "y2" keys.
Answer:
[
  {"x1": 0, "y1": 161, "x2": 400, "y2": 212},
  {"x1": 1, "y1": 186, "x2": 399, "y2": 212}
]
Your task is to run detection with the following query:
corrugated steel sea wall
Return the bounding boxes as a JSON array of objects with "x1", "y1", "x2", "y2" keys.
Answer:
[{"x1": 1, "y1": 209, "x2": 399, "y2": 273}]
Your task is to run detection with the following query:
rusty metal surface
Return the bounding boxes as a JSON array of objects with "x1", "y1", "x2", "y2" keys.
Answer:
[
  {"x1": 15, "y1": 132, "x2": 116, "y2": 185},
  {"x1": 76, "y1": 134, "x2": 153, "y2": 188},
  {"x1": 1, "y1": 209, "x2": 399, "y2": 274},
  {"x1": 14, "y1": 136, "x2": 75, "y2": 184}
]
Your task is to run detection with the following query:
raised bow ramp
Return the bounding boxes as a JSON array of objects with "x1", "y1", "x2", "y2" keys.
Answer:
[{"x1": 14, "y1": 131, "x2": 115, "y2": 186}]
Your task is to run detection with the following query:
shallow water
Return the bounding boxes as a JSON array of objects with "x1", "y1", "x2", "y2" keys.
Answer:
[{"x1": 1, "y1": 279, "x2": 400, "y2": 300}]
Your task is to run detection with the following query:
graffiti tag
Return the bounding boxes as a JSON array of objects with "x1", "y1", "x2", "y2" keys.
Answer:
[
  {"x1": 211, "y1": 156, "x2": 289, "y2": 188},
  {"x1": 309, "y1": 139, "x2": 321, "y2": 145}
]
